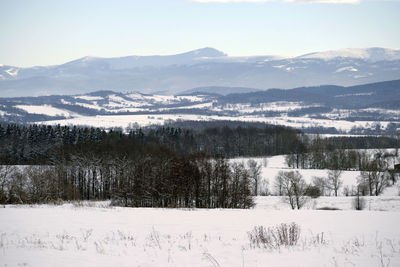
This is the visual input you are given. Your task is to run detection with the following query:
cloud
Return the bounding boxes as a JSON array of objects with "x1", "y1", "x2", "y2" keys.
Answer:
[
  {"x1": 286, "y1": 0, "x2": 360, "y2": 3},
  {"x1": 191, "y1": 0, "x2": 361, "y2": 3},
  {"x1": 192, "y1": 0, "x2": 271, "y2": 2}
]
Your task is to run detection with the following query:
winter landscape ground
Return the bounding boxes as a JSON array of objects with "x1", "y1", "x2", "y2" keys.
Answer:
[
  {"x1": 1, "y1": 155, "x2": 400, "y2": 267},
  {"x1": 2, "y1": 1, "x2": 400, "y2": 266},
  {"x1": 1, "y1": 198, "x2": 400, "y2": 267}
]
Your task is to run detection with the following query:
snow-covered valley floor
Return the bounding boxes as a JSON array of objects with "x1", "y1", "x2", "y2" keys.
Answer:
[
  {"x1": 2, "y1": 153, "x2": 400, "y2": 267},
  {"x1": 1, "y1": 198, "x2": 400, "y2": 267}
]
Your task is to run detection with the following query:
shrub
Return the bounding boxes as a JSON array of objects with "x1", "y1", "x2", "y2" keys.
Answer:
[
  {"x1": 316, "y1": 207, "x2": 341, "y2": 210},
  {"x1": 352, "y1": 194, "x2": 366, "y2": 210},
  {"x1": 248, "y1": 222, "x2": 301, "y2": 249},
  {"x1": 305, "y1": 186, "x2": 321, "y2": 198}
]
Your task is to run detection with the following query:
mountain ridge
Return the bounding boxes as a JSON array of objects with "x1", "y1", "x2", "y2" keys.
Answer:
[{"x1": 1, "y1": 47, "x2": 400, "y2": 97}]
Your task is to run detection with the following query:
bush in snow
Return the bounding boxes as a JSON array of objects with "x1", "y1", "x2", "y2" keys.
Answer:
[
  {"x1": 305, "y1": 185, "x2": 321, "y2": 199},
  {"x1": 352, "y1": 189, "x2": 366, "y2": 211},
  {"x1": 248, "y1": 223, "x2": 301, "y2": 249}
]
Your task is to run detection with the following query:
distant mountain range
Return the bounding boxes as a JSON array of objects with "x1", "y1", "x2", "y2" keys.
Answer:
[
  {"x1": 1, "y1": 47, "x2": 399, "y2": 97},
  {"x1": 1, "y1": 79, "x2": 399, "y2": 134}
]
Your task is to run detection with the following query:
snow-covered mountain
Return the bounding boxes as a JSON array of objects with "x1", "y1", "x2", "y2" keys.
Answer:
[
  {"x1": 0, "y1": 47, "x2": 399, "y2": 97},
  {"x1": 297, "y1": 47, "x2": 400, "y2": 62}
]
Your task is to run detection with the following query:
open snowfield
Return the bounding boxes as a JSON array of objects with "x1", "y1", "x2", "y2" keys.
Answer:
[
  {"x1": 1, "y1": 199, "x2": 400, "y2": 267},
  {"x1": 15, "y1": 105, "x2": 78, "y2": 118},
  {"x1": 35, "y1": 113, "x2": 395, "y2": 133},
  {"x1": 1, "y1": 153, "x2": 399, "y2": 267}
]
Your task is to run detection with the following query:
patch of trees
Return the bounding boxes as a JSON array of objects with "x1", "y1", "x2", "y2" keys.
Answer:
[
  {"x1": 272, "y1": 170, "x2": 346, "y2": 209},
  {"x1": 285, "y1": 148, "x2": 398, "y2": 198},
  {"x1": 0, "y1": 123, "x2": 302, "y2": 165},
  {"x1": 286, "y1": 135, "x2": 400, "y2": 171},
  {"x1": 1, "y1": 123, "x2": 398, "y2": 167},
  {"x1": 1, "y1": 123, "x2": 398, "y2": 206},
  {"x1": 0, "y1": 154, "x2": 257, "y2": 208},
  {"x1": 0, "y1": 124, "x2": 271, "y2": 207},
  {"x1": 357, "y1": 154, "x2": 392, "y2": 196}
]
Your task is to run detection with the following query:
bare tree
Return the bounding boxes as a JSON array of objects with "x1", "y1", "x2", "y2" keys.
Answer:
[
  {"x1": 353, "y1": 186, "x2": 366, "y2": 210},
  {"x1": 8, "y1": 170, "x2": 28, "y2": 204},
  {"x1": 247, "y1": 159, "x2": 262, "y2": 196},
  {"x1": 273, "y1": 172, "x2": 284, "y2": 196},
  {"x1": 0, "y1": 165, "x2": 17, "y2": 204},
  {"x1": 359, "y1": 157, "x2": 390, "y2": 196},
  {"x1": 259, "y1": 179, "x2": 270, "y2": 196},
  {"x1": 312, "y1": 176, "x2": 329, "y2": 196},
  {"x1": 276, "y1": 171, "x2": 308, "y2": 209},
  {"x1": 327, "y1": 170, "x2": 343, "y2": 197}
]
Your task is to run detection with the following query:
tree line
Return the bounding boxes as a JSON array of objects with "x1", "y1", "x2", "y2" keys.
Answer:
[
  {"x1": 0, "y1": 123, "x2": 398, "y2": 207},
  {"x1": 0, "y1": 123, "x2": 272, "y2": 207},
  {"x1": 286, "y1": 135, "x2": 400, "y2": 170},
  {"x1": 0, "y1": 154, "x2": 259, "y2": 208},
  {"x1": 1, "y1": 123, "x2": 398, "y2": 166},
  {"x1": 0, "y1": 123, "x2": 302, "y2": 165}
]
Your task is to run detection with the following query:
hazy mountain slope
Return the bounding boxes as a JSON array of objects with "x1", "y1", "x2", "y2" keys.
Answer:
[
  {"x1": 222, "y1": 79, "x2": 400, "y2": 108},
  {"x1": 180, "y1": 86, "x2": 261, "y2": 96},
  {"x1": 1, "y1": 48, "x2": 399, "y2": 97},
  {"x1": 297, "y1": 47, "x2": 400, "y2": 62}
]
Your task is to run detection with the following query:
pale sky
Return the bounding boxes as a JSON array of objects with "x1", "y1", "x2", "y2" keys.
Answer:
[{"x1": 0, "y1": 0, "x2": 399, "y2": 67}]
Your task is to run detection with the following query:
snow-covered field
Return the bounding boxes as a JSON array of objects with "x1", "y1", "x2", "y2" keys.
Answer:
[
  {"x1": 2, "y1": 154, "x2": 400, "y2": 267},
  {"x1": 1, "y1": 89, "x2": 398, "y2": 134},
  {"x1": 1, "y1": 199, "x2": 400, "y2": 267},
  {"x1": 15, "y1": 105, "x2": 78, "y2": 118},
  {"x1": 35, "y1": 113, "x2": 395, "y2": 133}
]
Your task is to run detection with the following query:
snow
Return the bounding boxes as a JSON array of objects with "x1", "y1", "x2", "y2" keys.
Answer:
[
  {"x1": 106, "y1": 94, "x2": 142, "y2": 108},
  {"x1": 214, "y1": 102, "x2": 321, "y2": 113},
  {"x1": 335, "y1": 66, "x2": 358, "y2": 73},
  {"x1": 362, "y1": 108, "x2": 400, "y2": 116},
  {"x1": 74, "y1": 102, "x2": 104, "y2": 111},
  {"x1": 74, "y1": 95, "x2": 104, "y2": 101},
  {"x1": 35, "y1": 113, "x2": 396, "y2": 133},
  {"x1": 15, "y1": 105, "x2": 78, "y2": 117},
  {"x1": 60, "y1": 99, "x2": 72, "y2": 105},
  {"x1": 272, "y1": 65, "x2": 285, "y2": 69},
  {"x1": 5, "y1": 67, "x2": 19, "y2": 77},
  {"x1": 298, "y1": 48, "x2": 400, "y2": 62},
  {"x1": 170, "y1": 102, "x2": 214, "y2": 110},
  {"x1": 255, "y1": 196, "x2": 400, "y2": 211},
  {"x1": 80, "y1": 56, "x2": 99, "y2": 62},
  {"x1": 124, "y1": 93, "x2": 207, "y2": 106},
  {"x1": 0, "y1": 110, "x2": 9, "y2": 116},
  {"x1": 1, "y1": 153, "x2": 400, "y2": 266},
  {"x1": 321, "y1": 108, "x2": 400, "y2": 122},
  {"x1": 335, "y1": 92, "x2": 373, "y2": 97},
  {"x1": 1, "y1": 201, "x2": 400, "y2": 267},
  {"x1": 12, "y1": 91, "x2": 396, "y2": 133}
]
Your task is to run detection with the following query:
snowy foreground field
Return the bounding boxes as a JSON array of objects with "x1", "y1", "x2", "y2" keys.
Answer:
[
  {"x1": 1, "y1": 198, "x2": 400, "y2": 267},
  {"x1": 2, "y1": 153, "x2": 400, "y2": 267}
]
